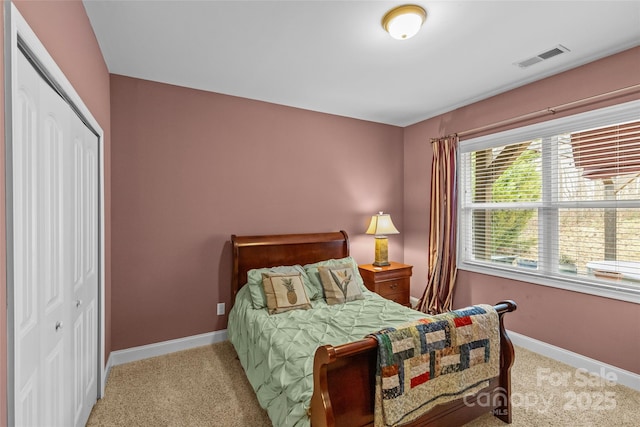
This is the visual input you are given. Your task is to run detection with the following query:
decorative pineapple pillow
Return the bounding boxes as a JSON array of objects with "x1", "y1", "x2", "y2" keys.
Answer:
[
  {"x1": 247, "y1": 265, "x2": 318, "y2": 309},
  {"x1": 261, "y1": 272, "x2": 312, "y2": 314},
  {"x1": 317, "y1": 264, "x2": 364, "y2": 305}
]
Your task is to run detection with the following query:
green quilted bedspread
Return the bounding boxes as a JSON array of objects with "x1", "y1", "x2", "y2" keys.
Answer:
[{"x1": 228, "y1": 285, "x2": 426, "y2": 427}]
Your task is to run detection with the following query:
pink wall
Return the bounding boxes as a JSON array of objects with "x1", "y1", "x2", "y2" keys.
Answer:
[
  {"x1": 404, "y1": 47, "x2": 640, "y2": 373},
  {"x1": 0, "y1": 1, "x2": 111, "y2": 422},
  {"x1": 109, "y1": 75, "x2": 405, "y2": 350}
]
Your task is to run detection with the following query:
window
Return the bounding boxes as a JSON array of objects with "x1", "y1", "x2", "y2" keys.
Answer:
[{"x1": 458, "y1": 100, "x2": 640, "y2": 303}]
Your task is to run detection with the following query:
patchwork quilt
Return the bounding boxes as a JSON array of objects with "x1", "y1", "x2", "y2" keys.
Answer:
[{"x1": 372, "y1": 305, "x2": 499, "y2": 426}]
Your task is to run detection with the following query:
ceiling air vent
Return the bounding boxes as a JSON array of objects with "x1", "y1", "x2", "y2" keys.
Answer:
[{"x1": 515, "y1": 45, "x2": 570, "y2": 68}]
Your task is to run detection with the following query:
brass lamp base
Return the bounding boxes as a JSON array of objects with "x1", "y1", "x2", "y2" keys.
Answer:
[{"x1": 373, "y1": 236, "x2": 390, "y2": 267}]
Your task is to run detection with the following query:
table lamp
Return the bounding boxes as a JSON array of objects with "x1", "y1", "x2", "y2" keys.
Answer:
[{"x1": 365, "y1": 212, "x2": 399, "y2": 267}]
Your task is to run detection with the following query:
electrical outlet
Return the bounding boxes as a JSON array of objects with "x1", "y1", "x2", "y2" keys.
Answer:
[{"x1": 217, "y1": 303, "x2": 225, "y2": 315}]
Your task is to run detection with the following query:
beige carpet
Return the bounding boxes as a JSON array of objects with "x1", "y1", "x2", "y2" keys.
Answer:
[{"x1": 87, "y1": 342, "x2": 639, "y2": 426}]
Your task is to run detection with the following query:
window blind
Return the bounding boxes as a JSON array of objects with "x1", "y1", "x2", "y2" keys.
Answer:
[{"x1": 458, "y1": 100, "x2": 640, "y2": 301}]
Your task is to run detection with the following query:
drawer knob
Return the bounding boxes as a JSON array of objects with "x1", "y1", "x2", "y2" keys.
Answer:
[{"x1": 390, "y1": 282, "x2": 398, "y2": 289}]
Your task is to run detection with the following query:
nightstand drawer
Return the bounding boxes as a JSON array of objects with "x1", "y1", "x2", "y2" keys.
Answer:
[
  {"x1": 368, "y1": 268, "x2": 411, "y2": 282},
  {"x1": 376, "y1": 278, "x2": 410, "y2": 296},
  {"x1": 383, "y1": 291, "x2": 410, "y2": 307}
]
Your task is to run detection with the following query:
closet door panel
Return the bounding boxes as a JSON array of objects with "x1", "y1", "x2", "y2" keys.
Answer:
[
  {"x1": 69, "y1": 108, "x2": 99, "y2": 427},
  {"x1": 13, "y1": 60, "x2": 40, "y2": 426},
  {"x1": 36, "y1": 50, "x2": 74, "y2": 427}
]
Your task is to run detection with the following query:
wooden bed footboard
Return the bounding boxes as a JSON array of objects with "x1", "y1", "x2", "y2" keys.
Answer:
[{"x1": 310, "y1": 300, "x2": 517, "y2": 427}]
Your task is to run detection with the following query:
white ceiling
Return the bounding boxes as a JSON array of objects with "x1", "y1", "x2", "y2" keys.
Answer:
[{"x1": 83, "y1": 0, "x2": 640, "y2": 127}]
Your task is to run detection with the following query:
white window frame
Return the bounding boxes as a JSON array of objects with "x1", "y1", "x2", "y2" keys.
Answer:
[{"x1": 457, "y1": 99, "x2": 640, "y2": 304}]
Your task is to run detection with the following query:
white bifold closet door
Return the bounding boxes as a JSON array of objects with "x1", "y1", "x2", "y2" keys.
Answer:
[{"x1": 13, "y1": 50, "x2": 98, "y2": 427}]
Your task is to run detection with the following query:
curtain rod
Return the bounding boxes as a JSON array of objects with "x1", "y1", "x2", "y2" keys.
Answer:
[{"x1": 456, "y1": 84, "x2": 640, "y2": 139}]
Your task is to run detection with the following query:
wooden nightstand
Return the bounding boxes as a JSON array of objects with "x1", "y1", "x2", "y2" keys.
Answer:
[{"x1": 358, "y1": 262, "x2": 412, "y2": 307}]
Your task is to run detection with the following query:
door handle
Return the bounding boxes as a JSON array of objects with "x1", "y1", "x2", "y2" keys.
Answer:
[
  {"x1": 76, "y1": 299, "x2": 82, "y2": 308},
  {"x1": 55, "y1": 321, "x2": 63, "y2": 331}
]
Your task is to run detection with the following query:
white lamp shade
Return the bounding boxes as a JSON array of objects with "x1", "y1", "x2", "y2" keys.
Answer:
[
  {"x1": 382, "y1": 5, "x2": 426, "y2": 40},
  {"x1": 366, "y1": 212, "x2": 400, "y2": 236}
]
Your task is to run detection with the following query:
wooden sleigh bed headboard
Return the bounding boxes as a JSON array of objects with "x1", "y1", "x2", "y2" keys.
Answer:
[{"x1": 231, "y1": 230, "x2": 349, "y2": 305}]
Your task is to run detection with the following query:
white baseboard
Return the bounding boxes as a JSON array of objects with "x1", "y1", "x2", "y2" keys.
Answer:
[
  {"x1": 102, "y1": 328, "x2": 639, "y2": 395},
  {"x1": 507, "y1": 330, "x2": 640, "y2": 391},
  {"x1": 102, "y1": 353, "x2": 113, "y2": 397},
  {"x1": 109, "y1": 329, "x2": 228, "y2": 367}
]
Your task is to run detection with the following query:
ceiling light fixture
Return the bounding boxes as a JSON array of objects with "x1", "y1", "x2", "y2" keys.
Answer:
[{"x1": 382, "y1": 4, "x2": 427, "y2": 40}]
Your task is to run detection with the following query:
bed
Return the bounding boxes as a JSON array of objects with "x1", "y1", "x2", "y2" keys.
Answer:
[{"x1": 228, "y1": 231, "x2": 516, "y2": 427}]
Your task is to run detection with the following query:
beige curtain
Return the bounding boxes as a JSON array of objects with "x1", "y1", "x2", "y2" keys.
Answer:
[{"x1": 418, "y1": 135, "x2": 459, "y2": 315}]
